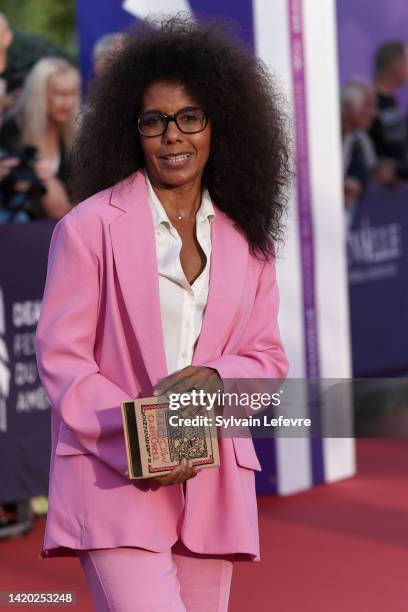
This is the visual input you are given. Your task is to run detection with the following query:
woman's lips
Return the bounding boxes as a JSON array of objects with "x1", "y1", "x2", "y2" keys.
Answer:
[{"x1": 160, "y1": 153, "x2": 192, "y2": 169}]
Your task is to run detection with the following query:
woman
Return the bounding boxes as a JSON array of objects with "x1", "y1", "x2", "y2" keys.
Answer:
[
  {"x1": 35, "y1": 16, "x2": 290, "y2": 612},
  {"x1": 0, "y1": 57, "x2": 80, "y2": 220}
]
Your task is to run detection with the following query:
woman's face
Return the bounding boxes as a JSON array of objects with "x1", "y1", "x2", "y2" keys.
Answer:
[
  {"x1": 139, "y1": 81, "x2": 211, "y2": 189},
  {"x1": 47, "y1": 70, "x2": 80, "y2": 125}
]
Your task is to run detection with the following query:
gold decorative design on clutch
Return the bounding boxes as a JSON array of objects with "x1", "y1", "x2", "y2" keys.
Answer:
[{"x1": 121, "y1": 395, "x2": 220, "y2": 479}]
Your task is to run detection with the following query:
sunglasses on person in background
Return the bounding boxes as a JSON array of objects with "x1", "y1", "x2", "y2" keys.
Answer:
[{"x1": 137, "y1": 107, "x2": 208, "y2": 137}]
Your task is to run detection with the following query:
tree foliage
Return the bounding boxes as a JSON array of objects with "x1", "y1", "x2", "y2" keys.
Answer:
[{"x1": 0, "y1": 0, "x2": 77, "y2": 55}]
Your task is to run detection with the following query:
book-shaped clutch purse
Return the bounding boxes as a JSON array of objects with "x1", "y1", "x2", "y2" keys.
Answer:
[{"x1": 121, "y1": 395, "x2": 220, "y2": 479}]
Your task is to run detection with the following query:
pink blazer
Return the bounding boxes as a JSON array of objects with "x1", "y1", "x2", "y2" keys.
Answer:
[{"x1": 35, "y1": 169, "x2": 288, "y2": 561}]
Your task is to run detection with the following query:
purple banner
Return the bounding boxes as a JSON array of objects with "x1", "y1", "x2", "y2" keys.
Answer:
[
  {"x1": 348, "y1": 185, "x2": 408, "y2": 376},
  {"x1": 0, "y1": 223, "x2": 55, "y2": 503},
  {"x1": 75, "y1": 0, "x2": 254, "y2": 83}
]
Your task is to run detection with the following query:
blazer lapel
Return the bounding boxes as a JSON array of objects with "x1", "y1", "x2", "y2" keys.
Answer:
[
  {"x1": 192, "y1": 209, "x2": 248, "y2": 366},
  {"x1": 109, "y1": 171, "x2": 168, "y2": 391},
  {"x1": 109, "y1": 170, "x2": 248, "y2": 388}
]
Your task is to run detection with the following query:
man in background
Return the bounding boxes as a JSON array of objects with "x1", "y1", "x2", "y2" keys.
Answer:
[
  {"x1": 370, "y1": 41, "x2": 408, "y2": 180},
  {"x1": 341, "y1": 80, "x2": 395, "y2": 208},
  {"x1": 92, "y1": 32, "x2": 126, "y2": 76}
]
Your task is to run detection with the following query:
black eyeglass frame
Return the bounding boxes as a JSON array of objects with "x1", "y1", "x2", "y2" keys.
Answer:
[{"x1": 137, "y1": 107, "x2": 209, "y2": 137}]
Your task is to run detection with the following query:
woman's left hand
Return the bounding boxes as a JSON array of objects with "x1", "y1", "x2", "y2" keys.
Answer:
[{"x1": 153, "y1": 366, "x2": 223, "y2": 417}]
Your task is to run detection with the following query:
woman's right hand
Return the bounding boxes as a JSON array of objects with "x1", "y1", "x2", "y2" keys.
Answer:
[{"x1": 150, "y1": 458, "x2": 199, "y2": 486}]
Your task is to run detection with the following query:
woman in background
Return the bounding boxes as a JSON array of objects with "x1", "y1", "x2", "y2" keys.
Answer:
[{"x1": 0, "y1": 57, "x2": 80, "y2": 220}]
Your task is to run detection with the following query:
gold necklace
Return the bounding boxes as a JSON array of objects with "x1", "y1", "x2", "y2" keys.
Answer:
[
  {"x1": 170, "y1": 204, "x2": 199, "y2": 221},
  {"x1": 172, "y1": 210, "x2": 187, "y2": 221}
]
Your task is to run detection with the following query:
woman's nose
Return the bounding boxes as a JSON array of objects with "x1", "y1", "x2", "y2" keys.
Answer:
[{"x1": 163, "y1": 119, "x2": 183, "y2": 143}]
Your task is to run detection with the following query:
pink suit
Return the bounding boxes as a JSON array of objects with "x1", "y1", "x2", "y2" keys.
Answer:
[{"x1": 35, "y1": 169, "x2": 288, "y2": 562}]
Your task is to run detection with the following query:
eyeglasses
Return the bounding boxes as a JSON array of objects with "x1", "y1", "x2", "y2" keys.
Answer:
[{"x1": 138, "y1": 107, "x2": 208, "y2": 137}]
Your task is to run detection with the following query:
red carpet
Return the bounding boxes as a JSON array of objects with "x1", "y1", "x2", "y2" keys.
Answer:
[{"x1": 1, "y1": 439, "x2": 408, "y2": 611}]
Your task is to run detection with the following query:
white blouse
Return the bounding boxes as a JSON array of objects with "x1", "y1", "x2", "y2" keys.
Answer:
[{"x1": 144, "y1": 171, "x2": 215, "y2": 375}]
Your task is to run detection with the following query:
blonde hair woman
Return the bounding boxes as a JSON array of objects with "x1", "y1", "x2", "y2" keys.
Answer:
[{"x1": 0, "y1": 57, "x2": 80, "y2": 219}]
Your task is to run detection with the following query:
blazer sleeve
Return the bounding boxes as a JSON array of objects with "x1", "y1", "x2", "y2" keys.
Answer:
[
  {"x1": 35, "y1": 215, "x2": 131, "y2": 476},
  {"x1": 202, "y1": 253, "x2": 289, "y2": 381}
]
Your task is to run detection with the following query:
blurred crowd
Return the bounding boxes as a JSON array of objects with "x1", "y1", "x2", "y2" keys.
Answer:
[
  {"x1": 0, "y1": 13, "x2": 125, "y2": 536},
  {"x1": 0, "y1": 12, "x2": 124, "y2": 223},
  {"x1": 341, "y1": 41, "x2": 408, "y2": 210}
]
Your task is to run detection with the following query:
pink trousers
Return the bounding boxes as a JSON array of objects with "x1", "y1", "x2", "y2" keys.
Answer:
[{"x1": 78, "y1": 540, "x2": 234, "y2": 611}]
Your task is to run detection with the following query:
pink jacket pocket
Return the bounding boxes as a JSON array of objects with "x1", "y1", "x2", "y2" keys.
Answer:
[{"x1": 232, "y1": 437, "x2": 262, "y2": 471}]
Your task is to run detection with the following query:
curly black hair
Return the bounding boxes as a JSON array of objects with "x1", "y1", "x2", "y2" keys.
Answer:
[{"x1": 70, "y1": 14, "x2": 292, "y2": 261}]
